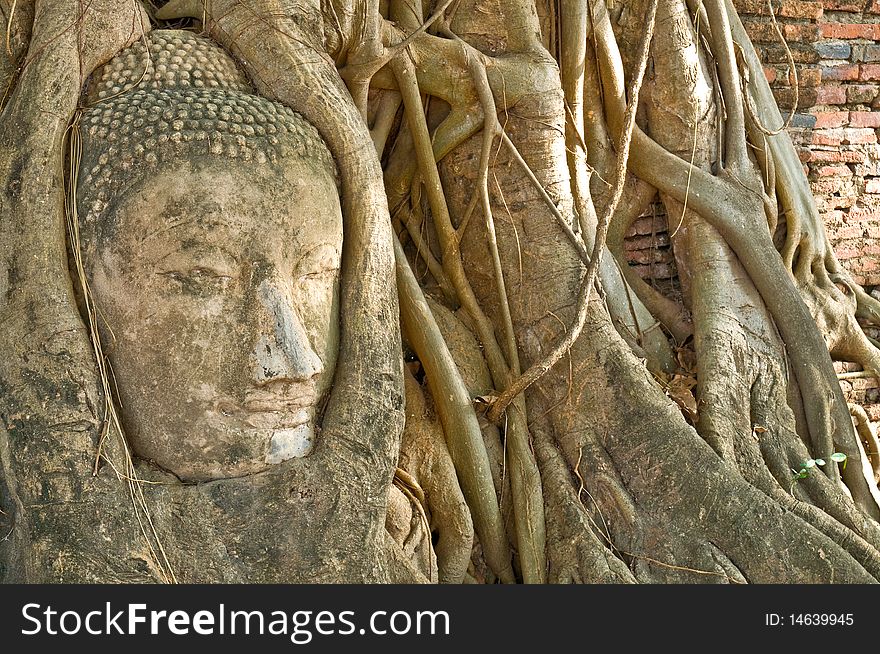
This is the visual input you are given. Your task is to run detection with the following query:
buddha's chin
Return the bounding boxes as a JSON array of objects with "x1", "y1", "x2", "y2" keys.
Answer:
[
  {"x1": 129, "y1": 413, "x2": 317, "y2": 482},
  {"x1": 265, "y1": 422, "x2": 315, "y2": 463}
]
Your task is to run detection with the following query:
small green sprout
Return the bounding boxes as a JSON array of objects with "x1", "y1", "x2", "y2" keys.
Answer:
[{"x1": 790, "y1": 453, "x2": 848, "y2": 493}]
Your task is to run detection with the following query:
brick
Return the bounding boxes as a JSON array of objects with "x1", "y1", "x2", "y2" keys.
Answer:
[
  {"x1": 860, "y1": 63, "x2": 880, "y2": 80},
  {"x1": 820, "y1": 23, "x2": 880, "y2": 40},
  {"x1": 764, "y1": 64, "x2": 822, "y2": 88},
  {"x1": 812, "y1": 178, "x2": 846, "y2": 194},
  {"x1": 835, "y1": 225, "x2": 866, "y2": 238},
  {"x1": 852, "y1": 376, "x2": 880, "y2": 390},
  {"x1": 626, "y1": 215, "x2": 668, "y2": 237},
  {"x1": 785, "y1": 23, "x2": 822, "y2": 43},
  {"x1": 835, "y1": 245, "x2": 861, "y2": 259},
  {"x1": 817, "y1": 84, "x2": 848, "y2": 104},
  {"x1": 853, "y1": 44, "x2": 880, "y2": 63},
  {"x1": 815, "y1": 164, "x2": 853, "y2": 177},
  {"x1": 812, "y1": 128, "x2": 844, "y2": 146},
  {"x1": 742, "y1": 22, "x2": 818, "y2": 45},
  {"x1": 835, "y1": 361, "x2": 863, "y2": 374},
  {"x1": 734, "y1": 0, "x2": 823, "y2": 18},
  {"x1": 743, "y1": 21, "x2": 780, "y2": 44},
  {"x1": 624, "y1": 233, "x2": 671, "y2": 251},
  {"x1": 847, "y1": 206, "x2": 880, "y2": 222},
  {"x1": 823, "y1": 194, "x2": 860, "y2": 209},
  {"x1": 866, "y1": 178, "x2": 880, "y2": 193},
  {"x1": 628, "y1": 249, "x2": 673, "y2": 266},
  {"x1": 795, "y1": 67, "x2": 822, "y2": 87},
  {"x1": 842, "y1": 127, "x2": 878, "y2": 144},
  {"x1": 790, "y1": 113, "x2": 818, "y2": 128},
  {"x1": 821, "y1": 64, "x2": 860, "y2": 81},
  {"x1": 813, "y1": 110, "x2": 849, "y2": 127},
  {"x1": 811, "y1": 149, "x2": 866, "y2": 164},
  {"x1": 849, "y1": 111, "x2": 880, "y2": 127},
  {"x1": 822, "y1": 210, "x2": 847, "y2": 223},
  {"x1": 632, "y1": 263, "x2": 674, "y2": 281},
  {"x1": 855, "y1": 159, "x2": 880, "y2": 175},
  {"x1": 822, "y1": 0, "x2": 864, "y2": 10},
  {"x1": 815, "y1": 41, "x2": 852, "y2": 60},
  {"x1": 806, "y1": 149, "x2": 866, "y2": 163},
  {"x1": 773, "y1": 87, "x2": 818, "y2": 109},
  {"x1": 870, "y1": 0, "x2": 880, "y2": 13},
  {"x1": 759, "y1": 44, "x2": 819, "y2": 64},
  {"x1": 777, "y1": 0, "x2": 824, "y2": 19},
  {"x1": 847, "y1": 84, "x2": 879, "y2": 104}
]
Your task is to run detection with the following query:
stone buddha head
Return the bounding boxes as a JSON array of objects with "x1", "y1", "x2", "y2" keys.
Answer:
[{"x1": 76, "y1": 30, "x2": 343, "y2": 482}]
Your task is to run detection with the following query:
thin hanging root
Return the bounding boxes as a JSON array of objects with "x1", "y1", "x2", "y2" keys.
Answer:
[
  {"x1": 396, "y1": 201, "x2": 458, "y2": 305},
  {"x1": 466, "y1": 57, "x2": 519, "y2": 383},
  {"x1": 435, "y1": 25, "x2": 589, "y2": 262},
  {"x1": 490, "y1": 128, "x2": 591, "y2": 264},
  {"x1": 487, "y1": 0, "x2": 659, "y2": 424},
  {"x1": 392, "y1": 53, "x2": 546, "y2": 582},
  {"x1": 739, "y1": 0, "x2": 797, "y2": 137},
  {"x1": 341, "y1": 0, "x2": 463, "y2": 117},
  {"x1": 5, "y1": 0, "x2": 17, "y2": 56}
]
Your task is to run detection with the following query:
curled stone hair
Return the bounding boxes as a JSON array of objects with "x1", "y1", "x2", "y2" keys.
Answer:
[{"x1": 76, "y1": 30, "x2": 338, "y2": 232}]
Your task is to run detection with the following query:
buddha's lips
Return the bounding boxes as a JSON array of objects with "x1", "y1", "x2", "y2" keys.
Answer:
[
  {"x1": 241, "y1": 397, "x2": 316, "y2": 412},
  {"x1": 242, "y1": 408, "x2": 310, "y2": 430},
  {"x1": 213, "y1": 390, "x2": 317, "y2": 429}
]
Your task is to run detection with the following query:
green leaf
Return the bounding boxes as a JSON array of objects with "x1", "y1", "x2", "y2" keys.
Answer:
[
  {"x1": 804, "y1": 459, "x2": 816, "y2": 468},
  {"x1": 815, "y1": 459, "x2": 826, "y2": 466},
  {"x1": 831, "y1": 453, "x2": 847, "y2": 463}
]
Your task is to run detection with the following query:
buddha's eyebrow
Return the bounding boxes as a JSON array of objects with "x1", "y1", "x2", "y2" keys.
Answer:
[
  {"x1": 293, "y1": 243, "x2": 341, "y2": 268},
  {"x1": 151, "y1": 245, "x2": 240, "y2": 267},
  {"x1": 143, "y1": 219, "x2": 199, "y2": 242}
]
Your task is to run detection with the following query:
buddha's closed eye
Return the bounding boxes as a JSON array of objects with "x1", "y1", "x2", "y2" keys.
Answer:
[{"x1": 157, "y1": 267, "x2": 234, "y2": 294}]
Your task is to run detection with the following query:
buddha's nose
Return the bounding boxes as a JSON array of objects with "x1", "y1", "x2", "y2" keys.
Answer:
[{"x1": 252, "y1": 278, "x2": 323, "y2": 384}]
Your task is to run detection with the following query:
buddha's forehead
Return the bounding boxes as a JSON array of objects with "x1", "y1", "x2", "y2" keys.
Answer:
[{"x1": 105, "y1": 155, "x2": 342, "y2": 253}]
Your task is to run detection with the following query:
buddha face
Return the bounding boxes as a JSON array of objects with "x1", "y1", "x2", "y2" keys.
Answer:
[{"x1": 86, "y1": 155, "x2": 342, "y2": 481}]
